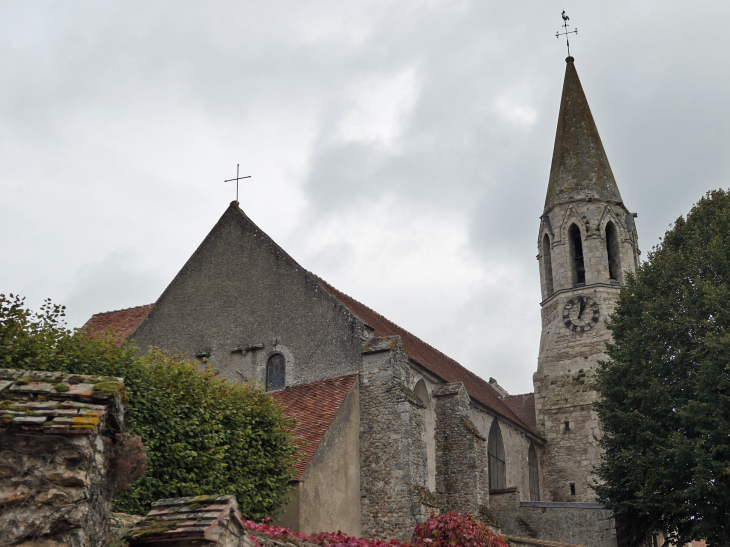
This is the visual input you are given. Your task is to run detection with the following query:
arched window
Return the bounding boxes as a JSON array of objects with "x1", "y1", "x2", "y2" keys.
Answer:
[
  {"x1": 605, "y1": 221, "x2": 621, "y2": 282},
  {"x1": 542, "y1": 234, "x2": 554, "y2": 296},
  {"x1": 414, "y1": 380, "x2": 436, "y2": 492},
  {"x1": 266, "y1": 354, "x2": 286, "y2": 391},
  {"x1": 528, "y1": 443, "x2": 540, "y2": 501},
  {"x1": 488, "y1": 420, "x2": 506, "y2": 490},
  {"x1": 568, "y1": 224, "x2": 586, "y2": 286}
]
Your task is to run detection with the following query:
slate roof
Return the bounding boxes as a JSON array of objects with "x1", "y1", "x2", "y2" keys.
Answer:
[
  {"x1": 271, "y1": 374, "x2": 358, "y2": 480},
  {"x1": 501, "y1": 392, "x2": 537, "y2": 433},
  {"x1": 126, "y1": 494, "x2": 244, "y2": 545},
  {"x1": 0, "y1": 369, "x2": 124, "y2": 434},
  {"x1": 82, "y1": 304, "x2": 153, "y2": 344},
  {"x1": 312, "y1": 276, "x2": 536, "y2": 436}
]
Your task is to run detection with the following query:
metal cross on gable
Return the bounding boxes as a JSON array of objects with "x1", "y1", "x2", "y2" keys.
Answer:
[
  {"x1": 556, "y1": 10, "x2": 578, "y2": 57},
  {"x1": 225, "y1": 164, "x2": 251, "y2": 202}
]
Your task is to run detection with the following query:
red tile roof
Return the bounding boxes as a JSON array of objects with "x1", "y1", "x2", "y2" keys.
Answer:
[
  {"x1": 271, "y1": 374, "x2": 358, "y2": 480},
  {"x1": 82, "y1": 304, "x2": 153, "y2": 345},
  {"x1": 313, "y1": 276, "x2": 536, "y2": 436},
  {"x1": 501, "y1": 393, "x2": 537, "y2": 434}
]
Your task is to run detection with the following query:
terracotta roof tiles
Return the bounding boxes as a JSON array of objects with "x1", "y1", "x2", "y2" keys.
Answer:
[
  {"x1": 271, "y1": 374, "x2": 358, "y2": 480},
  {"x1": 127, "y1": 494, "x2": 244, "y2": 545},
  {"x1": 501, "y1": 392, "x2": 537, "y2": 433},
  {"x1": 82, "y1": 304, "x2": 153, "y2": 345},
  {"x1": 312, "y1": 275, "x2": 535, "y2": 436},
  {"x1": 0, "y1": 369, "x2": 124, "y2": 435}
]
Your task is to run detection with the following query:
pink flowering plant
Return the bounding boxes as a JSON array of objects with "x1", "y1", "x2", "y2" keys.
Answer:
[{"x1": 244, "y1": 512, "x2": 508, "y2": 547}]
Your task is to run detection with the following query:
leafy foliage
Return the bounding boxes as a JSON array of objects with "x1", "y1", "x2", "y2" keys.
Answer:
[
  {"x1": 245, "y1": 512, "x2": 508, "y2": 547},
  {"x1": 594, "y1": 190, "x2": 730, "y2": 546},
  {"x1": 412, "y1": 512, "x2": 508, "y2": 547},
  {"x1": 0, "y1": 294, "x2": 299, "y2": 519}
]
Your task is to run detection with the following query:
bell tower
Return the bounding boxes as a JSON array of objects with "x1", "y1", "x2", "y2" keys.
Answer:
[{"x1": 533, "y1": 57, "x2": 640, "y2": 502}]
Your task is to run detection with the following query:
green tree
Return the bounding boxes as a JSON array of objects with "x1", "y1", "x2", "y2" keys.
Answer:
[
  {"x1": 594, "y1": 190, "x2": 730, "y2": 546},
  {"x1": 0, "y1": 294, "x2": 299, "y2": 518}
]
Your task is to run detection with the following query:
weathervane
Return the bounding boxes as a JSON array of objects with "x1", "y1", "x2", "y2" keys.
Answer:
[
  {"x1": 556, "y1": 10, "x2": 577, "y2": 56},
  {"x1": 225, "y1": 164, "x2": 251, "y2": 202}
]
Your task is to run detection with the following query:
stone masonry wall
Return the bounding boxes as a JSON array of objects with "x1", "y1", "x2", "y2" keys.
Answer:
[
  {"x1": 535, "y1": 200, "x2": 629, "y2": 503},
  {"x1": 359, "y1": 337, "x2": 428, "y2": 540},
  {"x1": 1, "y1": 432, "x2": 111, "y2": 547},
  {"x1": 469, "y1": 409, "x2": 536, "y2": 502},
  {"x1": 490, "y1": 490, "x2": 616, "y2": 547},
  {"x1": 0, "y1": 369, "x2": 126, "y2": 547},
  {"x1": 534, "y1": 285, "x2": 618, "y2": 502},
  {"x1": 434, "y1": 383, "x2": 488, "y2": 515}
]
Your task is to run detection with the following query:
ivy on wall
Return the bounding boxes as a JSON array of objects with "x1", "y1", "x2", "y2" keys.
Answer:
[{"x1": 0, "y1": 294, "x2": 299, "y2": 519}]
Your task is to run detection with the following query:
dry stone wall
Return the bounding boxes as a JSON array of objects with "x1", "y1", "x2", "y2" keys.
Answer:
[{"x1": 0, "y1": 369, "x2": 125, "y2": 547}]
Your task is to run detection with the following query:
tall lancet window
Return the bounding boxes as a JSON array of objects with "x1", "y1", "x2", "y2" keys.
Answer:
[
  {"x1": 528, "y1": 443, "x2": 540, "y2": 501},
  {"x1": 542, "y1": 234, "x2": 554, "y2": 296},
  {"x1": 488, "y1": 420, "x2": 506, "y2": 490},
  {"x1": 266, "y1": 354, "x2": 286, "y2": 391},
  {"x1": 569, "y1": 224, "x2": 586, "y2": 286},
  {"x1": 605, "y1": 221, "x2": 621, "y2": 282}
]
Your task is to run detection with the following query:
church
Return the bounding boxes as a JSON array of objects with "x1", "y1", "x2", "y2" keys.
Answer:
[{"x1": 84, "y1": 56, "x2": 638, "y2": 547}]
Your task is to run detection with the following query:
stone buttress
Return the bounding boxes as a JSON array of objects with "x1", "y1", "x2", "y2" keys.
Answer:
[
  {"x1": 434, "y1": 383, "x2": 488, "y2": 514},
  {"x1": 533, "y1": 56, "x2": 640, "y2": 502},
  {"x1": 358, "y1": 336, "x2": 431, "y2": 540}
]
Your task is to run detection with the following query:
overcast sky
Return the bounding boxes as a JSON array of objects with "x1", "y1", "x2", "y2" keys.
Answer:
[{"x1": 1, "y1": 1, "x2": 729, "y2": 394}]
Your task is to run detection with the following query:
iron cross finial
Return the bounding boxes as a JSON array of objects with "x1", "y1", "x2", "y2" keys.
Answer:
[
  {"x1": 225, "y1": 164, "x2": 251, "y2": 202},
  {"x1": 556, "y1": 10, "x2": 578, "y2": 57}
]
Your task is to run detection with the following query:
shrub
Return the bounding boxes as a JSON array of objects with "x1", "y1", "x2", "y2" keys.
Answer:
[
  {"x1": 244, "y1": 512, "x2": 508, "y2": 547},
  {"x1": 0, "y1": 294, "x2": 299, "y2": 519},
  {"x1": 412, "y1": 513, "x2": 508, "y2": 547}
]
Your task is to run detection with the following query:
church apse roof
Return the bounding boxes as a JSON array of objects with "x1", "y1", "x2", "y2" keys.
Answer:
[
  {"x1": 312, "y1": 276, "x2": 537, "y2": 437},
  {"x1": 544, "y1": 56, "x2": 622, "y2": 213}
]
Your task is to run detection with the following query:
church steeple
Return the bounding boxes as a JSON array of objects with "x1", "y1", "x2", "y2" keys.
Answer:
[
  {"x1": 534, "y1": 54, "x2": 641, "y2": 504},
  {"x1": 544, "y1": 57, "x2": 622, "y2": 213}
]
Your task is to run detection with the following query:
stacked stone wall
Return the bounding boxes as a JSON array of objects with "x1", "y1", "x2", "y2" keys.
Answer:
[
  {"x1": 434, "y1": 383, "x2": 488, "y2": 515},
  {"x1": 490, "y1": 490, "x2": 616, "y2": 547},
  {"x1": 359, "y1": 338, "x2": 428, "y2": 540},
  {"x1": 1, "y1": 432, "x2": 112, "y2": 547}
]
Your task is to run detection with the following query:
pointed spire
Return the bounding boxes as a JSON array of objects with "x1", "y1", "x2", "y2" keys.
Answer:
[{"x1": 544, "y1": 57, "x2": 622, "y2": 213}]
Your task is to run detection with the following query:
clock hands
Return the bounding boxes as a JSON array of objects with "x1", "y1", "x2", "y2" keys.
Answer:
[{"x1": 577, "y1": 296, "x2": 586, "y2": 319}]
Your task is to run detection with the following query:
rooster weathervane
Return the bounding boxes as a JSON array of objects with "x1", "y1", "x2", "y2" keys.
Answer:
[{"x1": 556, "y1": 10, "x2": 578, "y2": 57}]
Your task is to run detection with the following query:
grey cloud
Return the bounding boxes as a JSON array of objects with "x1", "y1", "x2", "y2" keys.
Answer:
[{"x1": 2, "y1": 1, "x2": 730, "y2": 393}]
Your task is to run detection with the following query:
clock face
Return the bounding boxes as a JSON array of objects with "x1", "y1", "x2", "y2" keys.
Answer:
[{"x1": 563, "y1": 296, "x2": 600, "y2": 332}]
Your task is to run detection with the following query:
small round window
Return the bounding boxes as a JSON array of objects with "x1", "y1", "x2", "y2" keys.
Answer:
[{"x1": 266, "y1": 354, "x2": 286, "y2": 391}]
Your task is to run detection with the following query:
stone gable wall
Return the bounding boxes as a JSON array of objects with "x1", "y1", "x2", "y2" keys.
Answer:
[{"x1": 131, "y1": 204, "x2": 367, "y2": 389}]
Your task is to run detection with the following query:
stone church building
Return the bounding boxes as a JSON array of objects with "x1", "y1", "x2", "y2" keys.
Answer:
[{"x1": 85, "y1": 57, "x2": 638, "y2": 547}]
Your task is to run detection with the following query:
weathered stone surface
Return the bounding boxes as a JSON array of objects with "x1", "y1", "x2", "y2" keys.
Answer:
[
  {"x1": 491, "y1": 489, "x2": 615, "y2": 547},
  {"x1": 359, "y1": 338, "x2": 428, "y2": 540},
  {"x1": 0, "y1": 368, "x2": 125, "y2": 547},
  {"x1": 435, "y1": 382, "x2": 488, "y2": 515}
]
